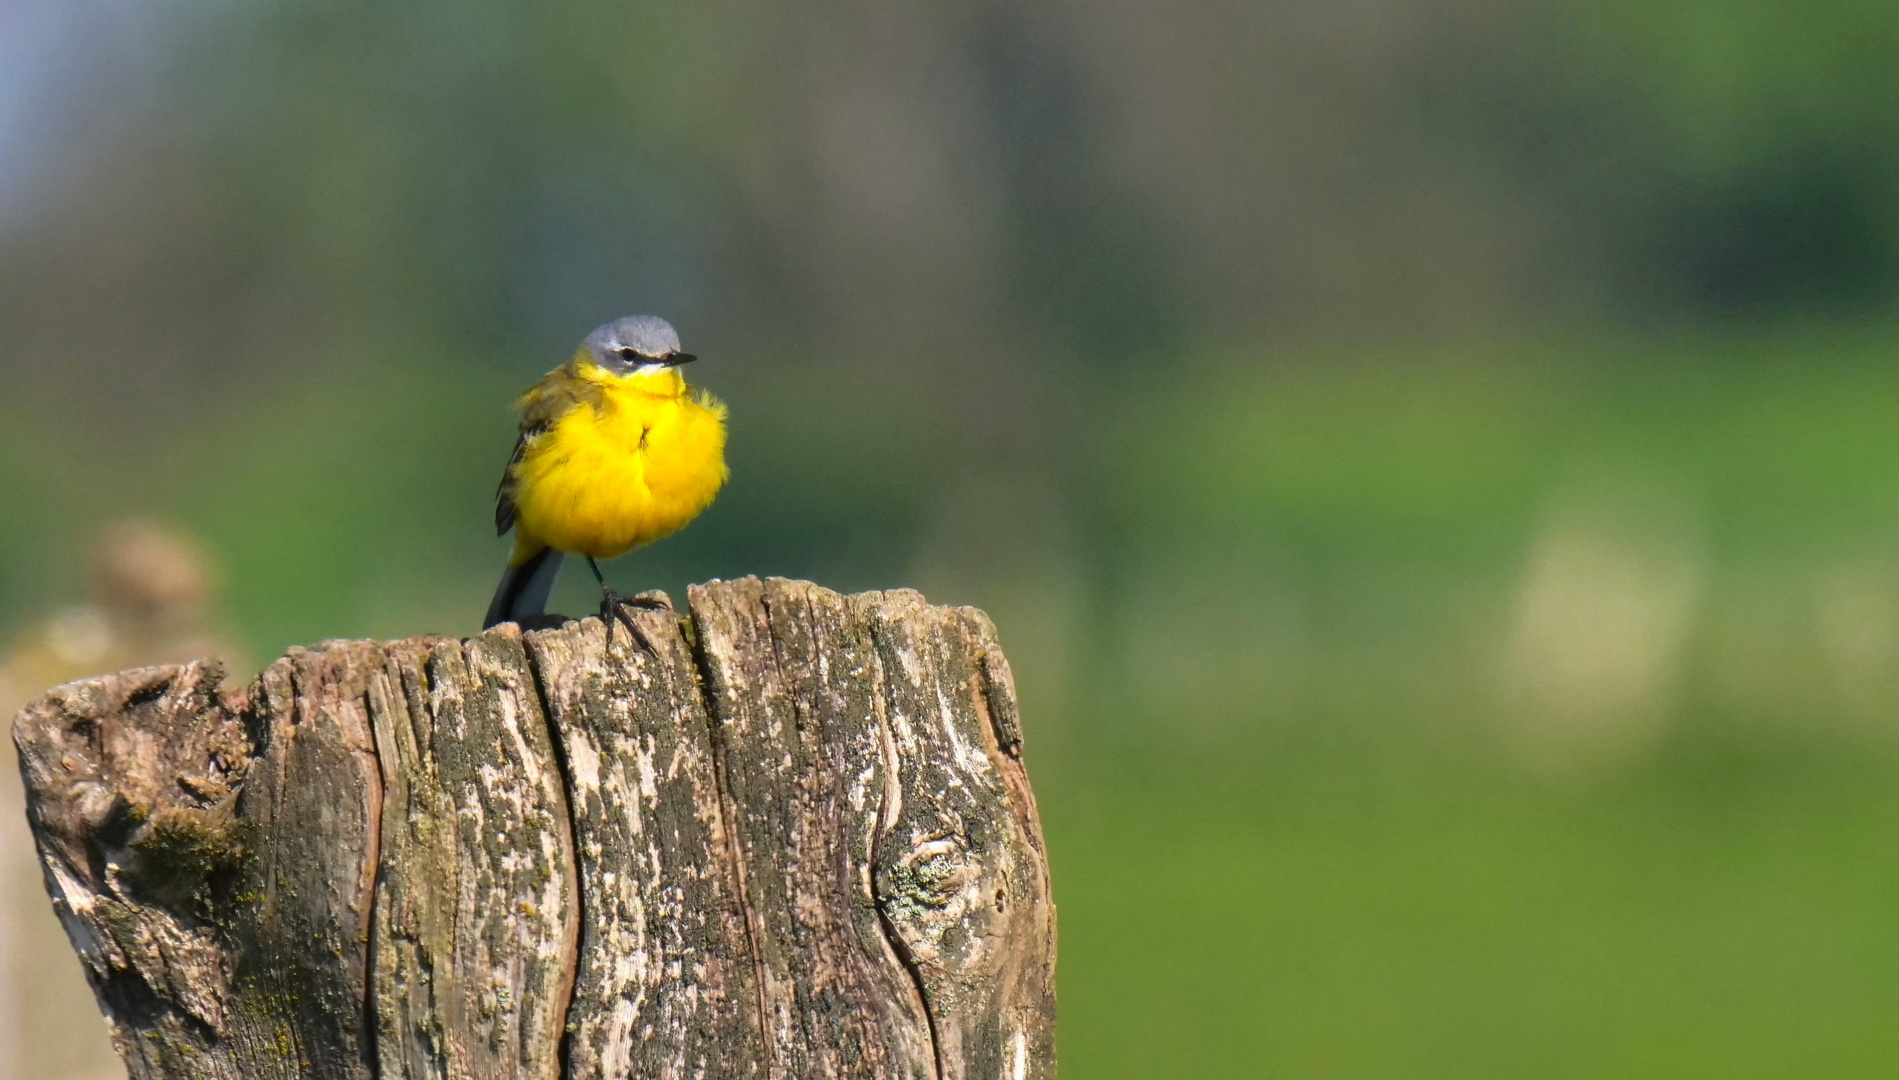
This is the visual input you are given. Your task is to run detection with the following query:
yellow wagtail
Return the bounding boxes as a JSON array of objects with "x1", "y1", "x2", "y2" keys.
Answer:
[{"x1": 484, "y1": 315, "x2": 728, "y2": 630}]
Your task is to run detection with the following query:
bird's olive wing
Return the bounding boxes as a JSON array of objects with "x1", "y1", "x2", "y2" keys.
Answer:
[
  {"x1": 495, "y1": 366, "x2": 598, "y2": 536},
  {"x1": 493, "y1": 425, "x2": 542, "y2": 536}
]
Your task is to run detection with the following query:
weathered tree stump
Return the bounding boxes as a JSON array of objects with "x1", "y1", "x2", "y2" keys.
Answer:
[{"x1": 12, "y1": 577, "x2": 1055, "y2": 1080}]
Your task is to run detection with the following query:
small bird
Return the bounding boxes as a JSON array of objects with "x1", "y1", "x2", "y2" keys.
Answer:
[{"x1": 484, "y1": 315, "x2": 728, "y2": 630}]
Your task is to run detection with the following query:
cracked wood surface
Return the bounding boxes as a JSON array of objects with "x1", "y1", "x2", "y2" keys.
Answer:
[{"x1": 13, "y1": 578, "x2": 1055, "y2": 1080}]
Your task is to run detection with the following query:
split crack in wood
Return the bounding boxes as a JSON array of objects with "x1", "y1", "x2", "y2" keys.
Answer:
[{"x1": 13, "y1": 576, "x2": 1056, "y2": 1080}]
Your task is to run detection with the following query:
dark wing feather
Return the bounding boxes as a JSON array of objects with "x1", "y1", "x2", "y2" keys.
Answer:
[
  {"x1": 494, "y1": 362, "x2": 600, "y2": 537},
  {"x1": 494, "y1": 426, "x2": 540, "y2": 535}
]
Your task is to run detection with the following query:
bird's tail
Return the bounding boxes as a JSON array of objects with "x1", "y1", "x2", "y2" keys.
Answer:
[{"x1": 483, "y1": 545, "x2": 565, "y2": 630}]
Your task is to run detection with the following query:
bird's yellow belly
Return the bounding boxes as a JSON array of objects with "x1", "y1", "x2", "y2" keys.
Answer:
[{"x1": 511, "y1": 394, "x2": 726, "y2": 560}]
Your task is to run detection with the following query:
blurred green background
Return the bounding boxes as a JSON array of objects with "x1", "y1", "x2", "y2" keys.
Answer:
[{"x1": 5, "y1": 0, "x2": 1899, "y2": 1075}]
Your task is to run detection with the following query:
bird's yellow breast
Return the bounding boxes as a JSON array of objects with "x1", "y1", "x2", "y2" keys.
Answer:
[{"x1": 510, "y1": 377, "x2": 728, "y2": 560}]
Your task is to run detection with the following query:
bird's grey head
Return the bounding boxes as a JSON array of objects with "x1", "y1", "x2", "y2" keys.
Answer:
[{"x1": 582, "y1": 315, "x2": 695, "y2": 375}]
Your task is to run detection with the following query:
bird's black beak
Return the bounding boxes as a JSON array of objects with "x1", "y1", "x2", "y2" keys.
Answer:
[{"x1": 665, "y1": 352, "x2": 697, "y2": 366}]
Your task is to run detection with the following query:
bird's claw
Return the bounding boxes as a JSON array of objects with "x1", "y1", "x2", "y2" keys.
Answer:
[{"x1": 600, "y1": 589, "x2": 663, "y2": 657}]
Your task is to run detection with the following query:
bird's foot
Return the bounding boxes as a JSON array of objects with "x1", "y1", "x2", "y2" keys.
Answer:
[{"x1": 600, "y1": 589, "x2": 667, "y2": 656}]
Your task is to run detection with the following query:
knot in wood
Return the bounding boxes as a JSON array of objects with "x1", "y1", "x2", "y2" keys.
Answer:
[
  {"x1": 882, "y1": 834, "x2": 974, "y2": 916},
  {"x1": 878, "y1": 832, "x2": 990, "y2": 971}
]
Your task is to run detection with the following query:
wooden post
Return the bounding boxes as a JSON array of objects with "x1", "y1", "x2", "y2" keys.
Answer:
[{"x1": 12, "y1": 577, "x2": 1055, "y2": 1080}]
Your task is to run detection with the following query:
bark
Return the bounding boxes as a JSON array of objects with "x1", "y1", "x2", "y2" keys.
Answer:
[{"x1": 12, "y1": 578, "x2": 1055, "y2": 1080}]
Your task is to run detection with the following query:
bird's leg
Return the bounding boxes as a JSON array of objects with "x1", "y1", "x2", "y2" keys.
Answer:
[{"x1": 590, "y1": 556, "x2": 660, "y2": 656}]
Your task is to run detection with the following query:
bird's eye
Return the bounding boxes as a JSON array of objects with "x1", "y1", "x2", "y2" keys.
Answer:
[{"x1": 616, "y1": 347, "x2": 638, "y2": 362}]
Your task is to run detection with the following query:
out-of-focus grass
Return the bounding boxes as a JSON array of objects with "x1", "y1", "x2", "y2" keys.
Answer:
[
  {"x1": 1038, "y1": 322, "x2": 1899, "y2": 1077},
  {"x1": 1048, "y1": 744, "x2": 1899, "y2": 1078}
]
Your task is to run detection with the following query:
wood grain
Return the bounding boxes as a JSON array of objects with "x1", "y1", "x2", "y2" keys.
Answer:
[{"x1": 13, "y1": 578, "x2": 1055, "y2": 1080}]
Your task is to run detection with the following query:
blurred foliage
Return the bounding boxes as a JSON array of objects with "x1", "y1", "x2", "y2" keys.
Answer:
[{"x1": 5, "y1": 0, "x2": 1899, "y2": 1076}]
